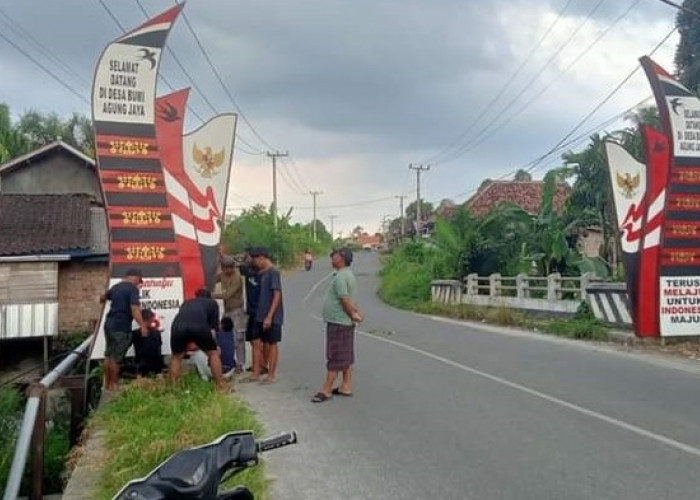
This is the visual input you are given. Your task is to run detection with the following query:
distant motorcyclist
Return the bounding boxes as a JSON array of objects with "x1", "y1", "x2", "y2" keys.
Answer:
[{"x1": 304, "y1": 249, "x2": 313, "y2": 271}]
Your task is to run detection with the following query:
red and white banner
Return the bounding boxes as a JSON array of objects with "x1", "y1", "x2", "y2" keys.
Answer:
[
  {"x1": 637, "y1": 125, "x2": 670, "y2": 337},
  {"x1": 641, "y1": 56, "x2": 700, "y2": 336},
  {"x1": 604, "y1": 140, "x2": 646, "y2": 330}
]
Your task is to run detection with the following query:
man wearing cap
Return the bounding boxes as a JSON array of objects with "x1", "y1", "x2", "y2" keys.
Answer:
[
  {"x1": 312, "y1": 248, "x2": 363, "y2": 403},
  {"x1": 102, "y1": 268, "x2": 148, "y2": 391},
  {"x1": 244, "y1": 247, "x2": 283, "y2": 383},
  {"x1": 213, "y1": 255, "x2": 246, "y2": 374},
  {"x1": 239, "y1": 248, "x2": 262, "y2": 373}
]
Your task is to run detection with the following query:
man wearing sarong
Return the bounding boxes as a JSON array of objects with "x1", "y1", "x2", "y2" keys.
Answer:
[{"x1": 312, "y1": 248, "x2": 363, "y2": 403}]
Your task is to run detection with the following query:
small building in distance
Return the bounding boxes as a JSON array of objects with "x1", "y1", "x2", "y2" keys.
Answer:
[
  {"x1": 0, "y1": 141, "x2": 108, "y2": 340},
  {"x1": 465, "y1": 179, "x2": 571, "y2": 217}
]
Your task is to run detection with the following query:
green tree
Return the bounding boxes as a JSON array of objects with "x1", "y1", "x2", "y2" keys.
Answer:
[
  {"x1": 675, "y1": 0, "x2": 700, "y2": 92},
  {"x1": 16, "y1": 110, "x2": 94, "y2": 154},
  {"x1": 222, "y1": 204, "x2": 331, "y2": 267},
  {"x1": 0, "y1": 103, "x2": 94, "y2": 163},
  {"x1": 561, "y1": 134, "x2": 616, "y2": 272},
  {"x1": 0, "y1": 103, "x2": 29, "y2": 163},
  {"x1": 404, "y1": 199, "x2": 434, "y2": 221},
  {"x1": 513, "y1": 169, "x2": 533, "y2": 181}
]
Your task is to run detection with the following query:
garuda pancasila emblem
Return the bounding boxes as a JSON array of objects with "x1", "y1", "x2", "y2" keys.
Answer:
[
  {"x1": 192, "y1": 143, "x2": 225, "y2": 178},
  {"x1": 616, "y1": 172, "x2": 640, "y2": 200}
]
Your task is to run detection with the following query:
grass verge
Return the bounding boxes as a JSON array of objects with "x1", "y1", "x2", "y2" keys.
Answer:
[
  {"x1": 399, "y1": 300, "x2": 610, "y2": 341},
  {"x1": 90, "y1": 376, "x2": 266, "y2": 499}
]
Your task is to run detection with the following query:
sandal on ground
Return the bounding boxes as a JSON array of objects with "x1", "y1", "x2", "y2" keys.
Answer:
[
  {"x1": 240, "y1": 376, "x2": 260, "y2": 383},
  {"x1": 331, "y1": 388, "x2": 353, "y2": 397},
  {"x1": 311, "y1": 392, "x2": 332, "y2": 403}
]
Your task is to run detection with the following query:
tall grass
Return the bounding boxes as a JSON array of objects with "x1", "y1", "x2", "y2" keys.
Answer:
[
  {"x1": 0, "y1": 385, "x2": 71, "y2": 494},
  {"x1": 91, "y1": 376, "x2": 266, "y2": 499},
  {"x1": 378, "y1": 257, "x2": 432, "y2": 308},
  {"x1": 0, "y1": 385, "x2": 23, "y2": 485}
]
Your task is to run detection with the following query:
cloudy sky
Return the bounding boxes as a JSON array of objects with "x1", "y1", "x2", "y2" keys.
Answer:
[{"x1": 0, "y1": 0, "x2": 681, "y2": 235}]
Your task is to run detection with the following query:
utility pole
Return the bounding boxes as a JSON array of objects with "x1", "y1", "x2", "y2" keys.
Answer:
[
  {"x1": 381, "y1": 214, "x2": 392, "y2": 242},
  {"x1": 329, "y1": 215, "x2": 338, "y2": 241},
  {"x1": 267, "y1": 151, "x2": 289, "y2": 231},
  {"x1": 309, "y1": 190, "x2": 323, "y2": 241},
  {"x1": 395, "y1": 194, "x2": 406, "y2": 239},
  {"x1": 409, "y1": 163, "x2": 430, "y2": 235}
]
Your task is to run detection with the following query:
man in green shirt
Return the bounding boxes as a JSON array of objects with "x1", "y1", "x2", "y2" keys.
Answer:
[{"x1": 312, "y1": 248, "x2": 363, "y2": 403}]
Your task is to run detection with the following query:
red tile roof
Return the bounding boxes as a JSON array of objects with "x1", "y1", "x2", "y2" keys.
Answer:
[
  {"x1": 0, "y1": 194, "x2": 92, "y2": 256},
  {"x1": 466, "y1": 180, "x2": 571, "y2": 217}
]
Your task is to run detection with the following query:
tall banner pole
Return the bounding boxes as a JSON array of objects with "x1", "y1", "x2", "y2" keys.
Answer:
[
  {"x1": 155, "y1": 90, "x2": 237, "y2": 297},
  {"x1": 641, "y1": 56, "x2": 700, "y2": 336},
  {"x1": 90, "y1": 5, "x2": 184, "y2": 359},
  {"x1": 637, "y1": 125, "x2": 671, "y2": 337},
  {"x1": 604, "y1": 140, "x2": 647, "y2": 331}
]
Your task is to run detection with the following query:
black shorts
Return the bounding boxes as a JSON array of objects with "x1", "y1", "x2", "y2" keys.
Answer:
[
  {"x1": 170, "y1": 324, "x2": 217, "y2": 354},
  {"x1": 258, "y1": 322, "x2": 282, "y2": 344},
  {"x1": 246, "y1": 314, "x2": 259, "y2": 341}
]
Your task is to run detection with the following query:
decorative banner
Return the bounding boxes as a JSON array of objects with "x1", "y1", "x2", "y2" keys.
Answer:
[
  {"x1": 155, "y1": 89, "x2": 205, "y2": 300},
  {"x1": 604, "y1": 140, "x2": 646, "y2": 329},
  {"x1": 641, "y1": 56, "x2": 700, "y2": 336},
  {"x1": 90, "y1": 6, "x2": 183, "y2": 359},
  {"x1": 636, "y1": 125, "x2": 670, "y2": 337},
  {"x1": 156, "y1": 91, "x2": 237, "y2": 298},
  {"x1": 182, "y1": 112, "x2": 237, "y2": 290}
]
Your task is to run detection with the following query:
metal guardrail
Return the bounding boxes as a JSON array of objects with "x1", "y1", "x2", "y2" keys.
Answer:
[{"x1": 3, "y1": 334, "x2": 94, "y2": 500}]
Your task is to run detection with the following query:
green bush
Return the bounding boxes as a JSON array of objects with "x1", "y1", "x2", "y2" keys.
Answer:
[
  {"x1": 574, "y1": 301, "x2": 595, "y2": 321},
  {"x1": 378, "y1": 242, "x2": 435, "y2": 308},
  {"x1": 544, "y1": 318, "x2": 608, "y2": 340},
  {"x1": 0, "y1": 385, "x2": 76, "y2": 495},
  {"x1": 222, "y1": 204, "x2": 332, "y2": 268},
  {"x1": 0, "y1": 385, "x2": 23, "y2": 485}
]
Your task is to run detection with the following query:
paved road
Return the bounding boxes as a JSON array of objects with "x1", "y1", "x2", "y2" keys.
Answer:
[{"x1": 239, "y1": 253, "x2": 700, "y2": 500}]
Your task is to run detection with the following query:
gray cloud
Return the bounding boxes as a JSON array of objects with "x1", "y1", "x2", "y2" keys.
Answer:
[{"x1": 0, "y1": 0, "x2": 680, "y2": 232}]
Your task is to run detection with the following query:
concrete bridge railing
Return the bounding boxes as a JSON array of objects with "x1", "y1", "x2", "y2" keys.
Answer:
[{"x1": 431, "y1": 272, "x2": 622, "y2": 317}]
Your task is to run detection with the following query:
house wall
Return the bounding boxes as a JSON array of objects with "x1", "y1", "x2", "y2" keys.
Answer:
[
  {"x1": 579, "y1": 231, "x2": 604, "y2": 258},
  {"x1": 0, "y1": 261, "x2": 60, "y2": 339},
  {"x1": 57, "y1": 261, "x2": 109, "y2": 334},
  {"x1": 1, "y1": 150, "x2": 102, "y2": 201}
]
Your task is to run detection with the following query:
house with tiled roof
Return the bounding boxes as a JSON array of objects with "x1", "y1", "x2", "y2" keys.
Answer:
[
  {"x1": 0, "y1": 141, "x2": 108, "y2": 339},
  {"x1": 465, "y1": 180, "x2": 571, "y2": 217},
  {"x1": 352, "y1": 232, "x2": 383, "y2": 249}
]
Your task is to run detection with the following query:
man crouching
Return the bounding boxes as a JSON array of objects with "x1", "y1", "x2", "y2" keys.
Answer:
[{"x1": 169, "y1": 288, "x2": 230, "y2": 392}]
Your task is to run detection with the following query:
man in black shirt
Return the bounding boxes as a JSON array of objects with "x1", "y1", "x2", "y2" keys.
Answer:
[
  {"x1": 169, "y1": 288, "x2": 229, "y2": 392},
  {"x1": 250, "y1": 247, "x2": 283, "y2": 384},
  {"x1": 239, "y1": 248, "x2": 260, "y2": 371},
  {"x1": 102, "y1": 268, "x2": 148, "y2": 391}
]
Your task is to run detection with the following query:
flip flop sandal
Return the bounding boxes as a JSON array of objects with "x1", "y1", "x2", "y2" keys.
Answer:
[
  {"x1": 311, "y1": 392, "x2": 332, "y2": 403},
  {"x1": 331, "y1": 388, "x2": 353, "y2": 397}
]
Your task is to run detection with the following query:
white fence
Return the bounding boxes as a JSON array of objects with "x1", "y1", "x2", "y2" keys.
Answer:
[{"x1": 432, "y1": 273, "x2": 599, "y2": 315}]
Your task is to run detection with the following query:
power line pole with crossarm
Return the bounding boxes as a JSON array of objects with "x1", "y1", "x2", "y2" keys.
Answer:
[
  {"x1": 310, "y1": 190, "x2": 323, "y2": 241},
  {"x1": 267, "y1": 151, "x2": 289, "y2": 231},
  {"x1": 395, "y1": 194, "x2": 406, "y2": 240},
  {"x1": 329, "y1": 215, "x2": 338, "y2": 242},
  {"x1": 408, "y1": 163, "x2": 430, "y2": 234}
]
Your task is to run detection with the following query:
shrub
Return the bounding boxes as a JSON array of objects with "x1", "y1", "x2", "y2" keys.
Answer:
[
  {"x1": 0, "y1": 385, "x2": 23, "y2": 485},
  {"x1": 544, "y1": 319, "x2": 608, "y2": 340}
]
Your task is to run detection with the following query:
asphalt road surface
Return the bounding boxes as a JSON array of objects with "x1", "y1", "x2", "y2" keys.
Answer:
[{"x1": 238, "y1": 252, "x2": 700, "y2": 500}]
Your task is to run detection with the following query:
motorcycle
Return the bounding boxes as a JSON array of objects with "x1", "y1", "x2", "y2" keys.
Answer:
[{"x1": 114, "y1": 430, "x2": 297, "y2": 499}]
